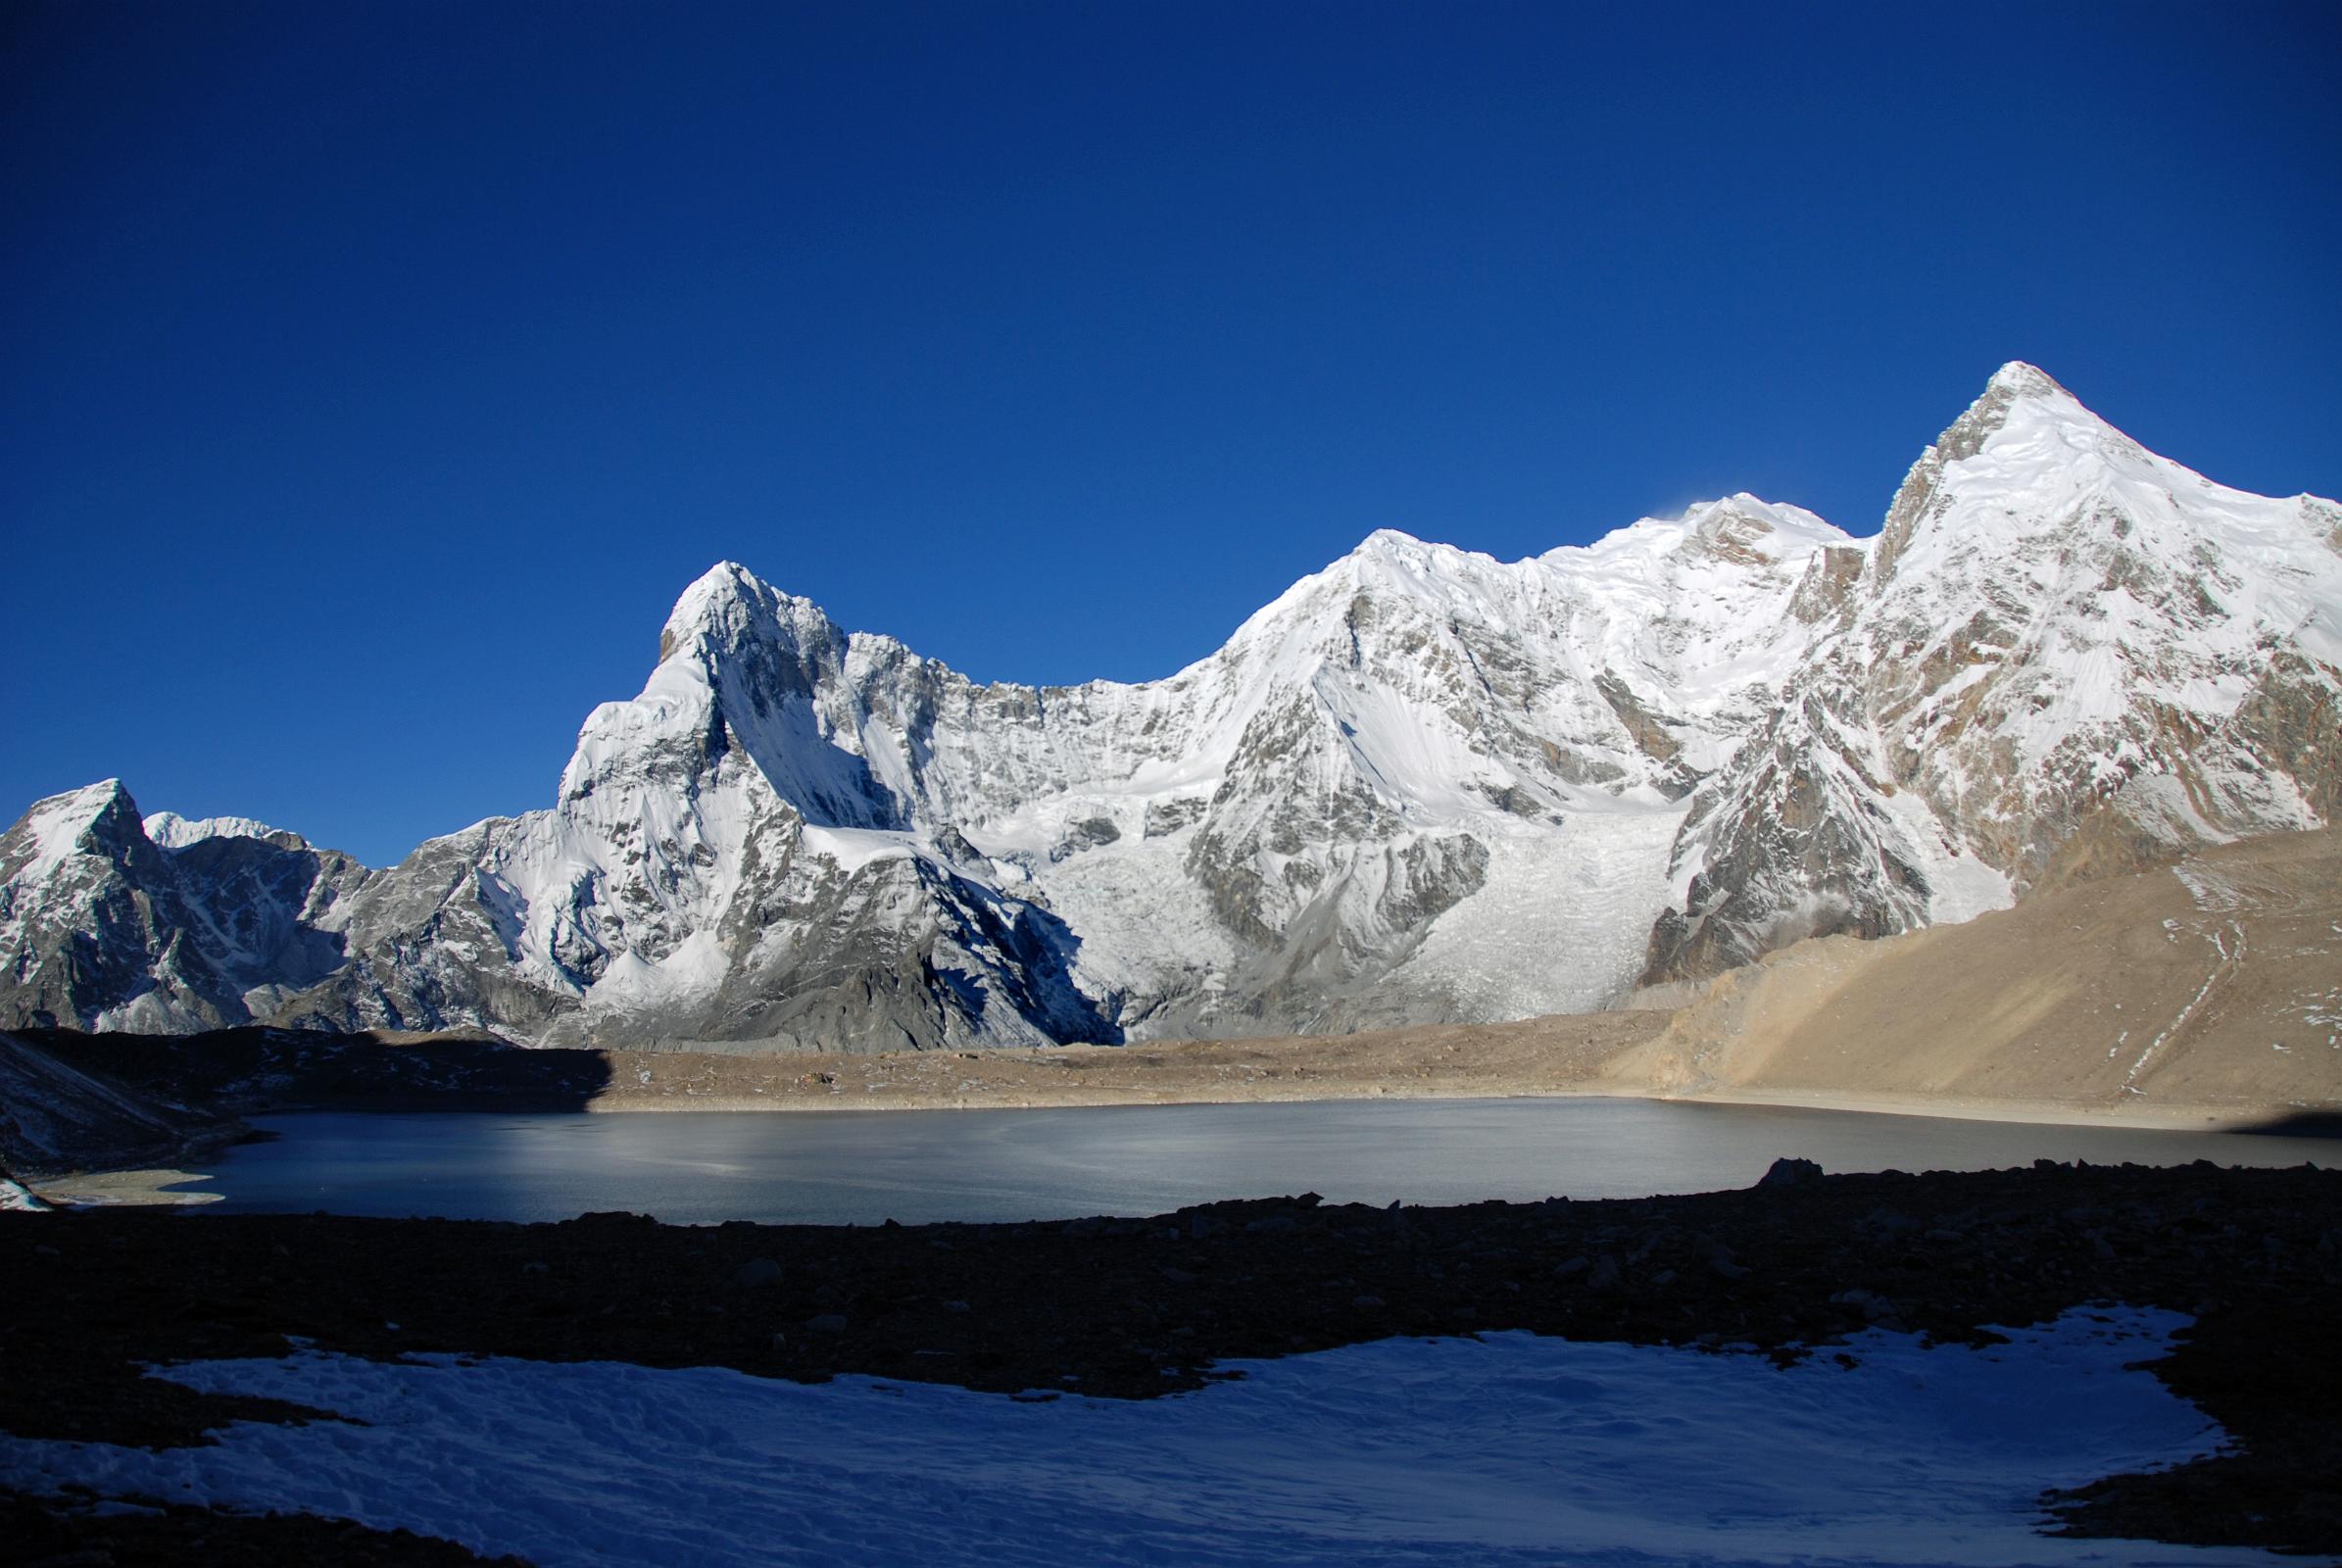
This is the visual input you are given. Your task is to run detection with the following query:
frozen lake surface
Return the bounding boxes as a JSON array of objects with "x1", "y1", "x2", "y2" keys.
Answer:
[
  {"x1": 0, "y1": 1306, "x2": 2289, "y2": 1566},
  {"x1": 176, "y1": 1097, "x2": 2331, "y2": 1223}
]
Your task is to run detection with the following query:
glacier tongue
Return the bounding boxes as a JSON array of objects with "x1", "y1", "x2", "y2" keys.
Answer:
[{"x1": 3, "y1": 363, "x2": 2336, "y2": 1049}]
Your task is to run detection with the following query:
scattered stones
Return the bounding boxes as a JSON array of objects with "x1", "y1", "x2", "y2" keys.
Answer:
[
  {"x1": 1830, "y1": 1289, "x2": 1894, "y2": 1322},
  {"x1": 732, "y1": 1257, "x2": 782, "y2": 1289}
]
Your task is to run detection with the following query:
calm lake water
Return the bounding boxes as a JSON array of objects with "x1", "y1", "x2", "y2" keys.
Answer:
[{"x1": 172, "y1": 1099, "x2": 2331, "y2": 1225}]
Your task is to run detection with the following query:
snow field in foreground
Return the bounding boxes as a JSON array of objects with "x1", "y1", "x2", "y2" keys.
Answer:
[{"x1": 1, "y1": 1307, "x2": 2282, "y2": 1567}]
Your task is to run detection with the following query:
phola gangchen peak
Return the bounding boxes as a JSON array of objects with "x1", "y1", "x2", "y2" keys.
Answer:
[{"x1": 5, "y1": 364, "x2": 2337, "y2": 1051}]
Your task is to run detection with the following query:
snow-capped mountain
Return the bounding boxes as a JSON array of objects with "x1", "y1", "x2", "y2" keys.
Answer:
[
  {"x1": 1646, "y1": 364, "x2": 2342, "y2": 981},
  {"x1": 4, "y1": 365, "x2": 2335, "y2": 1049},
  {"x1": 0, "y1": 784, "x2": 371, "y2": 1031}
]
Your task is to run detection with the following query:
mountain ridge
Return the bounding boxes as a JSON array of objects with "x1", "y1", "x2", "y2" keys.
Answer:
[{"x1": 5, "y1": 364, "x2": 2336, "y2": 1051}]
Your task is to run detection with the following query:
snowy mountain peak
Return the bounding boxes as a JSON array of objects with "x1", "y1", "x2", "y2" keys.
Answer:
[
  {"x1": 1547, "y1": 496, "x2": 1853, "y2": 573},
  {"x1": 3, "y1": 780, "x2": 144, "y2": 880},
  {"x1": 1875, "y1": 363, "x2": 2106, "y2": 580},
  {"x1": 1673, "y1": 495, "x2": 1851, "y2": 564},
  {"x1": 652, "y1": 560, "x2": 852, "y2": 676},
  {"x1": 1649, "y1": 362, "x2": 2342, "y2": 983},
  {"x1": 0, "y1": 779, "x2": 372, "y2": 1033},
  {"x1": 659, "y1": 560, "x2": 771, "y2": 662},
  {"x1": 1984, "y1": 360, "x2": 2070, "y2": 401},
  {"x1": 40, "y1": 777, "x2": 133, "y2": 820}
]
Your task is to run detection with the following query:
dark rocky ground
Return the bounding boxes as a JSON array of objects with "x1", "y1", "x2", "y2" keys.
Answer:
[
  {"x1": 12, "y1": 1026, "x2": 608, "y2": 1118},
  {"x1": 3, "y1": 1159, "x2": 2337, "y2": 1566}
]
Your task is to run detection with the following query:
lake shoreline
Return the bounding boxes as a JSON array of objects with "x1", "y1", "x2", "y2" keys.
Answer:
[{"x1": 574, "y1": 1079, "x2": 2308, "y2": 1133}]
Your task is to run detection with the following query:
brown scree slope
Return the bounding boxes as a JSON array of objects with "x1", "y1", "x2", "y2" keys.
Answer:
[{"x1": 1612, "y1": 827, "x2": 2342, "y2": 1122}]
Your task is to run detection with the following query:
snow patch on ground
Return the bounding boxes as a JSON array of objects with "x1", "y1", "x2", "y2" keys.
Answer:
[
  {"x1": 0, "y1": 1175, "x2": 52, "y2": 1211},
  {"x1": 0, "y1": 1307, "x2": 2282, "y2": 1567}
]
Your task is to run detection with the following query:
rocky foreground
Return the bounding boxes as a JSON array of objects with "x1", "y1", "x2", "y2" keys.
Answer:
[{"x1": 3, "y1": 1160, "x2": 2337, "y2": 1564}]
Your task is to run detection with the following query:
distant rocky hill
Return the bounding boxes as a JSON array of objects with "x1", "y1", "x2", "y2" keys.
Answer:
[{"x1": 3, "y1": 365, "x2": 2336, "y2": 1052}]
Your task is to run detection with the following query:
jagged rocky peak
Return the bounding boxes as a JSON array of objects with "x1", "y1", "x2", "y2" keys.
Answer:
[{"x1": 1983, "y1": 356, "x2": 2067, "y2": 400}]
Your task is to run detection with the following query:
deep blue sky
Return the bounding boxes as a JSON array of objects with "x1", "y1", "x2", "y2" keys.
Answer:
[{"x1": 6, "y1": 1, "x2": 2337, "y2": 864}]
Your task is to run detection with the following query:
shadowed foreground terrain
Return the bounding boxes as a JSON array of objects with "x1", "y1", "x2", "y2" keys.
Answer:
[{"x1": 2, "y1": 1161, "x2": 2336, "y2": 1563}]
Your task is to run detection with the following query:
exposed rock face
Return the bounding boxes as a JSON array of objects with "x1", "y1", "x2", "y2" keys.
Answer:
[
  {"x1": 3, "y1": 365, "x2": 2335, "y2": 1050},
  {"x1": 0, "y1": 1029, "x2": 246, "y2": 1179}
]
